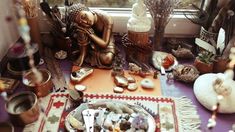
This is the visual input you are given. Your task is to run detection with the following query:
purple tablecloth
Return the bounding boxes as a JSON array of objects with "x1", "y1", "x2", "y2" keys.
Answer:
[
  {"x1": 1, "y1": 50, "x2": 235, "y2": 132},
  {"x1": 160, "y1": 75, "x2": 235, "y2": 131}
]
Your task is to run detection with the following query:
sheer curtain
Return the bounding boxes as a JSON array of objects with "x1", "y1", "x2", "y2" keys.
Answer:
[{"x1": 0, "y1": 0, "x2": 19, "y2": 60}]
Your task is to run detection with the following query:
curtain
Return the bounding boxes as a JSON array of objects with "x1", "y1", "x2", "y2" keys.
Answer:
[{"x1": 0, "y1": 0, "x2": 19, "y2": 61}]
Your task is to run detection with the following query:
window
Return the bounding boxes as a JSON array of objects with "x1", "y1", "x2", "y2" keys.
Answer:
[
  {"x1": 47, "y1": 0, "x2": 201, "y2": 9},
  {"x1": 40, "y1": 0, "x2": 202, "y2": 37}
]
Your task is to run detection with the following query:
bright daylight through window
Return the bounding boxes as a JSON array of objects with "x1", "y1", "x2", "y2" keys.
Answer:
[
  {"x1": 47, "y1": 0, "x2": 201, "y2": 9},
  {"x1": 41, "y1": 0, "x2": 202, "y2": 36}
]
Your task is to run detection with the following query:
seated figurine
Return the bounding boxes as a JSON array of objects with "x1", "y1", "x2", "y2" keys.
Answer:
[
  {"x1": 68, "y1": 4, "x2": 115, "y2": 68},
  {"x1": 127, "y1": 0, "x2": 151, "y2": 32}
]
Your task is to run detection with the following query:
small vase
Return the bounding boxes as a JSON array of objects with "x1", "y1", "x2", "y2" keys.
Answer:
[{"x1": 153, "y1": 29, "x2": 165, "y2": 51}]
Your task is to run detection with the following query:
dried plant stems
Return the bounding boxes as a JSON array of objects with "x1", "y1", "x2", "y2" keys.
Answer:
[
  {"x1": 21, "y1": 0, "x2": 38, "y2": 18},
  {"x1": 144, "y1": 0, "x2": 176, "y2": 50},
  {"x1": 145, "y1": 0, "x2": 175, "y2": 31},
  {"x1": 184, "y1": 0, "x2": 218, "y2": 31}
]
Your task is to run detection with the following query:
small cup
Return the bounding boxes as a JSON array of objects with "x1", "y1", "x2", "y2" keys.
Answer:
[{"x1": 5, "y1": 91, "x2": 40, "y2": 126}]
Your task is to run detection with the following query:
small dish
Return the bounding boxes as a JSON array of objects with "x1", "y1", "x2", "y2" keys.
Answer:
[
  {"x1": 54, "y1": 50, "x2": 67, "y2": 60},
  {"x1": 152, "y1": 51, "x2": 178, "y2": 72}
]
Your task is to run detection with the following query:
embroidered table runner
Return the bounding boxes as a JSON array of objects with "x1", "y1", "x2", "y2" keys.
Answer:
[{"x1": 23, "y1": 92, "x2": 201, "y2": 132}]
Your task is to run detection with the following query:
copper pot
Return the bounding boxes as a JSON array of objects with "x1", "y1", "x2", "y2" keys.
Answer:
[
  {"x1": 5, "y1": 91, "x2": 40, "y2": 126},
  {"x1": 23, "y1": 69, "x2": 53, "y2": 97}
]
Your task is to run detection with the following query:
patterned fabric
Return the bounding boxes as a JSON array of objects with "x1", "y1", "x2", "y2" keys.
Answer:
[{"x1": 23, "y1": 92, "x2": 201, "y2": 132}]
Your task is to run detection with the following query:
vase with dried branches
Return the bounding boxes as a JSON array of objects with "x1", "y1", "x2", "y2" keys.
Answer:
[{"x1": 144, "y1": 0, "x2": 177, "y2": 51}]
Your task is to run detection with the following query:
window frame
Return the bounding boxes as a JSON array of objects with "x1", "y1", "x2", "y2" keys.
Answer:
[{"x1": 38, "y1": 7, "x2": 201, "y2": 38}]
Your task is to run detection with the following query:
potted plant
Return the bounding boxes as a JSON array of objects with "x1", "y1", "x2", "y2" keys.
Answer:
[
  {"x1": 194, "y1": 51, "x2": 215, "y2": 74},
  {"x1": 184, "y1": 0, "x2": 235, "y2": 54}
]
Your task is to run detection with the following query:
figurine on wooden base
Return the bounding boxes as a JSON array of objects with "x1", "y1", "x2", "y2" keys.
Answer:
[
  {"x1": 122, "y1": 0, "x2": 152, "y2": 66},
  {"x1": 127, "y1": 0, "x2": 151, "y2": 45}
]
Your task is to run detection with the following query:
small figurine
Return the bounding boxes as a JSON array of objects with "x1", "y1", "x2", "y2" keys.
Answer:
[
  {"x1": 68, "y1": 4, "x2": 116, "y2": 68},
  {"x1": 127, "y1": 0, "x2": 151, "y2": 33}
]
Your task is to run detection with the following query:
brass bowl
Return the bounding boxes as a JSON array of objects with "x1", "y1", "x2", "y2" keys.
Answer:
[
  {"x1": 5, "y1": 91, "x2": 40, "y2": 126},
  {"x1": 22, "y1": 69, "x2": 53, "y2": 97}
]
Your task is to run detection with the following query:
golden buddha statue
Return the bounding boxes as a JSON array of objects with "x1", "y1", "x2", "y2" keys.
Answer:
[{"x1": 68, "y1": 4, "x2": 115, "y2": 68}]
